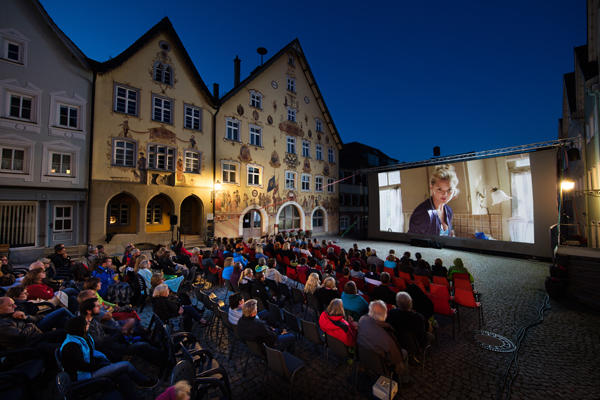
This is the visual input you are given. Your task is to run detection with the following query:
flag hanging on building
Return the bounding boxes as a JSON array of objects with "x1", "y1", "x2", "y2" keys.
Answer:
[{"x1": 267, "y1": 176, "x2": 276, "y2": 193}]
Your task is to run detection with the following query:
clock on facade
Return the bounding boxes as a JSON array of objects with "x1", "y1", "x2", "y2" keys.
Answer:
[
  {"x1": 304, "y1": 96, "x2": 309, "y2": 104},
  {"x1": 271, "y1": 81, "x2": 278, "y2": 89}
]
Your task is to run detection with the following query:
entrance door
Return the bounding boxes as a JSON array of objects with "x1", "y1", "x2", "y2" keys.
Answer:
[
  {"x1": 180, "y1": 196, "x2": 201, "y2": 235},
  {"x1": 312, "y1": 209, "x2": 325, "y2": 233},
  {"x1": 242, "y1": 210, "x2": 262, "y2": 238}
]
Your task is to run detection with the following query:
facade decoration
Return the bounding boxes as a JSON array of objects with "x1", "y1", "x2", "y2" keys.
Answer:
[
  {"x1": 237, "y1": 104, "x2": 244, "y2": 115},
  {"x1": 303, "y1": 158, "x2": 311, "y2": 173},
  {"x1": 270, "y1": 151, "x2": 281, "y2": 168},
  {"x1": 284, "y1": 153, "x2": 300, "y2": 169},
  {"x1": 238, "y1": 145, "x2": 252, "y2": 162}
]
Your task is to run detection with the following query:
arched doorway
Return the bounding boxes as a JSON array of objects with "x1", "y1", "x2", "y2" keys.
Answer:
[
  {"x1": 146, "y1": 194, "x2": 173, "y2": 233},
  {"x1": 106, "y1": 192, "x2": 138, "y2": 234},
  {"x1": 278, "y1": 203, "x2": 303, "y2": 231},
  {"x1": 180, "y1": 196, "x2": 202, "y2": 235},
  {"x1": 311, "y1": 206, "x2": 327, "y2": 234},
  {"x1": 242, "y1": 210, "x2": 262, "y2": 238}
]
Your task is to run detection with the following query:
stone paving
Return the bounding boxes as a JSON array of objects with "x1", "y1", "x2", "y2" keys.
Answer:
[{"x1": 27, "y1": 236, "x2": 600, "y2": 399}]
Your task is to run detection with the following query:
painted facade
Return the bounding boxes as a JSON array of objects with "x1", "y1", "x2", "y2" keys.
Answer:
[
  {"x1": 0, "y1": 0, "x2": 92, "y2": 262},
  {"x1": 88, "y1": 19, "x2": 216, "y2": 253},
  {"x1": 215, "y1": 41, "x2": 343, "y2": 239}
]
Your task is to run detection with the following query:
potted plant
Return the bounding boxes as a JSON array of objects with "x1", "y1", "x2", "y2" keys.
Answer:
[{"x1": 305, "y1": 229, "x2": 312, "y2": 238}]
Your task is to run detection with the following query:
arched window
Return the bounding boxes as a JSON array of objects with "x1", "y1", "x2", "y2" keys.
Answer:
[
  {"x1": 153, "y1": 62, "x2": 173, "y2": 85},
  {"x1": 313, "y1": 210, "x2": 324, "y2": 228},
  {"x1": 154, "y1": 63, "x2": 163, "y2": 81},
  {"x1": 106, "y1": 193, "x2": 138, "y2": 234},
  {"x1": 164, "y1": 65, "x2": 172, "y2": 85},
  {"x1": 279, "y1": 204, "x2": 301, "y2": 230}
]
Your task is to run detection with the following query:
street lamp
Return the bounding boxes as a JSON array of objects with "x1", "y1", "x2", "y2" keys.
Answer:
[
  {"x1": 211, "y1": 180, "x2": 221, "y2": 203},
  {"x1": 559, "y1": 179, "x2": 575, "y2": 243}
]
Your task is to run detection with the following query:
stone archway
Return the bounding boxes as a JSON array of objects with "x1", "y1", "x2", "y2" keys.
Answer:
[
  {"x1": 276, "y1": 201, "x2": 305, "y2": 232},
  {"x1": 238, "y1": 205, "x2": 269, "y2": 237}
]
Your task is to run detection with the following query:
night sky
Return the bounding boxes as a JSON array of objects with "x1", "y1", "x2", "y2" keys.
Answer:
[{"x1": 40, "y1": 0, "x2": 585, "y2": 163}]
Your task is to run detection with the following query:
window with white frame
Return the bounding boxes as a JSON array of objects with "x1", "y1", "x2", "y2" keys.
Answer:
[
  {"x1": 53, "y1": 206, "x2": 72, "y2": 232},
  {"x1": 58, "y1": 104, "x2": 78, "y2": 129},
  {"x1": 250, "y1": 90, "x2": 262, "y2": 109},
  {"x1": 147, "y1": 144, "x2": 175, "y2": 171},
  {"x1": 113, "y1": 139, "x2": 136, "y2": 167},
  {"x1": 226, "y1": 118, "x2": 240, "y2": 141},
  {"x1": 316, "y1": 144, "x2": 323, "y2": 161},
  {"x1": 285, "y1": 171, "x2": 297, "y2": 190},
  {"x1": 184, "y1": 150, "x2": 201, "y2": 173},
  {"x1": 152, "y1": 95, "x2": 173, "y2": 124},
  {"x1": 249, "y1": 125, "x2": 262, "y2": 147},
  {"x1": 8, "y1": 94, "x2": 32, "y2": 121},
  {"x1": 315, "y1": 175, "x2": 324, "y2": 192},
  {"x1": 0, "y1": 134, "x2": 34, "y2": 180},
  {"x1": 41, "y1": 140, "x2": 80, "y2": 184},
  {"x1": 301, "y1": 174, "x2": 311, "y2": 192},
  {"x1": 109, "y1": 203, "x2": 129, "y2": 226},
  {"x1": 302, "y1": 140, "x2": 311, "y2": 157},
  {"x1": 287, "y1": 107, "x2": 296, "y2": 122},
  {"x1": 146, "y1": 203, "x2": 162, "y2": 224},
  {"x1": 184, "y1": 105, "x2": 202, "y2": 131},
  {"x1": 340, "y1": 216, "x2": 350, "y2": 230},
  {"x1": 114, "y1": 84, "x2": 139, "y2": 116},
  {"x1": 247, "y1": 164, "x2": 262, "y2": 187},
  {"x1": 1, "y1": 146, "x2": 25, "y2": 172},
  {"x1": 49, "y1": 152, "x2": 72, "y2": 175},
  {"x1": 327, "y1": 178, "x2": 335, "y2": 193},
  {"x1": 222, "y1": 161, "x2": 239, "y2": 184},
  {"x1": 48, "y1": 91, "x2": 88, "y2": 139},
  {"x1": 286, "y1": 75, "x2": 296, "y2": 92},
  {"x1": 288, "y1": 55, "x2": 295, "y2": 66},
  {"x1": 153, "y1": 61, "x2": 173, "y2": 86},
  {"x1": 287, "y1": 136, "x2": 296, "y2": 154},
  {"x1": 0, "y1": 29, "x2": 29, "y2": 66},
  {"x1": 315, "y1": 118, "x2": 323, "y2": 133},
  {"x1": 1, "y1": 80, "x2": 42, "y2": 133},
  {"x1": 328, "y1": 147, "x2": 335, "y2": 163}
]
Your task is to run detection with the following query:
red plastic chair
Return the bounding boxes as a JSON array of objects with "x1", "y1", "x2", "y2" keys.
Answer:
[
  {"x1": 264, "y1": 251, "x2": 273, "y2": 258},
  {"x1": 365, "y1": 282, "x2": 377, "y2": 294},
  {"x1": 335, "y1": 272, "x2": 343, "y2": 281},
  {"x1": 430, "y1": 283, "x2": 453, "y2": 301},
  {"x1": 386, "y1": 303, "x2": 394, "y2": 312},
  {"x1": 432, "y1": 276, "x2": 450, "y2": 290},
  {"x1": 399, "y1": 271, "x2": 412, "y2": 285},
  {"x1": 359, "y1": 293, "x2": 370, "y2": 303},
  {"x1": 452, "y1": 272, "x2": 470, "y2": 282},
  {"x1": 410, "y1": 280, "x2": 427, "y2": 293},
  {"x1": 297, "y1": 271, "x2": 308, "y2": 285},
  {"x1": 315, "y1": 265, "x2": 323, "y2": 272},
  {"x1": 314, "y1": 250, "x2": 323, "y2": 260},
  {"x1": 282, "y1": 256, "x2": 291, "y2": 267},
  {"x1": 276, "y1": 254, "x2": 283, "y2": 264},
  {"x1": 414, "y1": 275, "x2": 431, "y2": 291},
  {"x1": 391, "y1": 277, "x2": 407, "y2": 290},
  {"x1": 428, "y1": 294, "x2": 457, "y2": 338},
  {"x1": 454, "y1": 288, "x2": 484, "y2": 330},
  {"x1": 389, "y1": 285, "x2": 401, "y2": 293},
  {"x1": 351, "y1": 277, "x2": 366, "y2": 293},
  {"x1": 287, "y1": 266, "x2": 298, "y2": 282}
]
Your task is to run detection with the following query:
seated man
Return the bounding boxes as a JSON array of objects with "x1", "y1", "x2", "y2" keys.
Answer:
[
  {"x1": 6, "y1": 286, "x2": 74, "y2": 332},
  {"x1": 49, "y1": 243, "x2": 88, "y2": 280},
  {"x1": 237, "y1": 299, "x2": 295, "y2": 354},
  {"x1": 233, "y1": 247, "x2": 248, "y2": 267},
  {"x1": 91, "y1": 257, "x2": 116, "y2": 298},
  {"x1": 365, "y1": 264, "x2": 381, "y2": 281},
  {"x1": 366, "y1": 249, "x2": 385, "y2": 269},
  {"x1": 387, "y1": 292, "x2": 435, "y2": 352},
  {"x1": 357, "y1": 300, "x2": 409, "y2": 383},
  {"x1": 371, "y1": 272, "x2": 397, "y2": 306},
  {"x1": 228, "y1": 292, "x2": 268, "y2": 325}
]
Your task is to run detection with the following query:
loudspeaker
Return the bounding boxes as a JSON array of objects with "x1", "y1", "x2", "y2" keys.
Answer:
[
  {"x1": 433, "y1": 146, "x2": 441, "y2": 157},
  {"x1": 430, "y1": 241, "x2": 443, "y2": 249},
  {"x1": 410, "y1": 238, "x2": 431, "y2": 248},
  {"x1": 170, "y1": 215, "x2": 178, "y2": 225}
]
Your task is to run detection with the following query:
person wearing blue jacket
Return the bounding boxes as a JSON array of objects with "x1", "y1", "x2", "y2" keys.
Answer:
[
  {"x1": 91, "y1": 257, "x2": 115, "y2": 298},
  {"x1": 340, "y1": 281, "x2": 369, "y2": 318}
]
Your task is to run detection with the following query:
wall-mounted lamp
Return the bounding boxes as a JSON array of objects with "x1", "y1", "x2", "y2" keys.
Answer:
[
  {"x1": 561, "y1": 180, "x2": 575, "y2": 190},
  {"x1": 211, "y1": 180, "x2": 221, "y2": 203},
  {"x1": 477, "y1": 186, "x2": 512, "y2": 208}
]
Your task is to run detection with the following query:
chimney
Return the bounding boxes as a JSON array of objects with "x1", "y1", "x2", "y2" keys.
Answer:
[
  {"x1": 433, "y1": 146, "x2": 441, "y2": 157},
  {"x1": 213, "y1": 83, "x2": 219, "y2": 99},
  {"x1": 234, "y1": 56, "x2": 240, "y2": 87}
]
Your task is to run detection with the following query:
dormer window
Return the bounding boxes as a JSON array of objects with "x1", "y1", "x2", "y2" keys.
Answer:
[
  {"x1": 0, "y1": 29, "x2": 29, "y2": 67},
  {"x1": 316, "y1": 118, "x2": 323, "y2": 133},
  {"x1": 288, "y1": 55, "x2": 295, "y2": 66},
  {"x1": 286, "y1": 75, "x2": 296, "y2": 92},
  {"x1": 287, "y1": 107, "x2": 296, "y2": 122},
  {"x1": 250, "y1": 90, "x2": 262, "y2": 109},
  {"x1": 153, "y1": 61, "x2": 173, "y2": 85}
]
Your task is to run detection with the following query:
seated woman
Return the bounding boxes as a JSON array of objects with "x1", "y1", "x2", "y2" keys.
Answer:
[
  {"x1": 296, "y1": 258, "x2": 309, "y2": 277},
  {"x1": 60, "y1": 316, "x2": 158, "y2": 399},
  {"x1": 299, "y1": 243, "x2": 312, "y2": 259},
  {"x1": 414, "y1": 259, "x2": 432, "y2": 280},
  {"x1": 159, "y1": 250, "x2": 188, "y2": 277},
  {"x1": 315, "y1": 277, "x2": 340, "y2": 307},
  {"x1": 338, "y1": 267, "x2": 351, "y2": 292},
  {"x1": 341, "y1": 281, "x2": 369, "y2": 319},
  {"x1": 6, "y1": 286, "x2": 74, "y2": 332},
  {"x1": 384, "y1": 254, "x2": 398, "y2": 277},
  {"x1": 238, "y1": 268, "x2": 254, "y2": 298},
  {"x1": 447, "y1": 258, "x2": 474, "y2": 282},
  {"x1": 137, "y1": 260, "x2": 183, "y2": 293},
  {"x1": 304, "y1": 272, "x2": 321, "y2": 296},
  {"x1": 431, "y1": 258, "x2": 448, "y2": 278},
  {"x1": 254, "y1": 246, "x2": 269, "y2": 262},
  {"x1": 83, "y1": 278, "x2": 116, "y2": 309},
  {"x1": 22, "y1": 268, "x2": 79, "y2": 313},
  {"x1": 350, "y1": 260, "x2": 365, "y2": 280},
  {"x1": 230, "y1": 262, "x2": 243, "y2": 292},
  {"x1": 319, "y1": 298, "x2": 358, "y2": 347},
  {"x1": 151, "y1": 283, "x2": 209, "y2": 326},
  {"x1": 280, "y1": 242, "x2": 297, "y2": 263}
]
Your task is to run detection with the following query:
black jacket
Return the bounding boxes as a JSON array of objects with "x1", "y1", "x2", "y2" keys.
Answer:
[
  {"x1": 372, "y1": 285, "x2": 397, "y2": 306},
  {"x1": 0, "y1": 313, "x2": 44, "y2": 350},
  {"x1": 251, "y1": 279, "x2": 270, "y2": 306},
  {"x1": 386, "y1": 308, "x2": 429, "y2": 348},
  {"x1": 151, "y1": 296, "x2": 180, "y2": 322},
  {"x1": 49, "y1": 253, "x2": 72, "y2": 270},
  {"x1": 315, "y1": 287, "x2": 340, "y2": 307},
  {"x1": 159, "y1": 258, "x2": 178, "y2": 275},
  {"x1": 237, "y1": 315, "x2": 277, "y2": 347}
]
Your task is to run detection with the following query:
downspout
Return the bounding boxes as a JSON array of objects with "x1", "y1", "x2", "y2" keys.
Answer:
[
  {"x1": 86, "y1": 70, "x2": 97, "y2": 247},
  {"x1": 211, "y1": 83, "x2": 221, "y2": 240}
]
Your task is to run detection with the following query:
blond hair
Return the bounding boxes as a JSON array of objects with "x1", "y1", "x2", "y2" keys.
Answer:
[
  {"x1": 134, "y1": 255, "x2": 147, "y2": 274},
  {"x1": 430, "y1": 164, "x2": 460, "y2": 195},
  {"x1": 173, "y1": 380, "x2": 191, "y2": 400},
  {"x1": 304, "y1": 272, "x2": 321, "y2": 295},
  {"x1": 242, "y1": 299, "x2": 257, "y2": 317},
  {"x1": 153, "y1": 283, "x2": 169, "y2": 297}
]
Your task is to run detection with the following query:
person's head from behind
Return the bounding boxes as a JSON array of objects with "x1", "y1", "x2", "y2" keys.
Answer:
[
  {"x1": 396, "y1": 292, "x2": 412, "y2": 311},
  {"x1": 371, "y1": 249, "x2": 377, "y2": 256},
  {"x1": 429, "y1": 164, "x2": 460, "y2": 206},
  {"x1": 380, "y1": 272, "x2": 390, "y2": 285},
  {"x1": 370, "y1": 264, "x2": 378, "y2": 273},
  {"x1": 415, "y1": 252, "x2": 422, "y2": 260},
  {"x1": 242, "y1": 299, "x2": 257, "y2": 317},
  {"x1": 267, "y1": 258, "x2": 276, "y2": 269},
  {"x1": 386, "y1": 254, "x2": 395, "y2": 262},
  {"x1": 324, "y1": 264, "x2": 333, "y2": 274},
  {"x1": 224, "y1": 257, "x2": 234, "y2": 268},
  {"x1": 344, "y1": 280, "x2": 357, "y2": 295},
  {"x1": 83, "y1": 277, "x2": 101, "y2": 292},
  {"x1": 417, "y1": 259, "x2": 427, "y2": 269},
  {"x1": 229, "y1": 292, "x2": 244, "y2": 309},
  {"x1": 404, "y1": 251, "x2": 411, "y2": 258},
  {"x1": 326, "y1": 298, "x2": 345, "y2": 317},
  {"x1": 233, "y1": 262, "x2": 242, "y2": 271},
  {"x1": 453, "y1": 258, "x2": 464, "y2": 268},
  {"x1": 323, "y1": 277, "x2": 336, "y2": 289},
  {"x1": 255, "y1": 271, "x2": 265, "y2": 282},
  {"x1": 172, "y1": 380, "x2": 191, "y2": 400},
  {"x1": 299, "y1": 257, "x2": 307, "y2": 266},
  {"x1": 400, "y1": 256, "x2": 410, "y2": 266},
  {"x1": 76, "y1": 290, "x2": 95, "y2": 304},
  {"x1": 352, "y1": 260, "x2": 361, "y2": 272},
  {"x1": 282, "y1": 242, "x2": 290, "y2": 251},
  {"x1": 368, "y1": 300, "x2": 387, "y2": 321},
  {"x1": 342, "y1": 267, "x2": 350, "y2": 277},
  {"x1": 151, "y1": 273, "x2": 165, "y2": 288},
  {"x1": 64, "y1": 316, "x2": 89, "y2": 337},
  {"x1": 153, "y1": 283, "x2": 169, "y2": 297},
  {"x1": 435, "y1": 258, "x2": 443, "y2": 267},
  {"x1": 389, "y1": 249, "x2": 396, "y2": 256},
  {"x1": 327, "y1": 247, "x2": 334, "y2": 254}
]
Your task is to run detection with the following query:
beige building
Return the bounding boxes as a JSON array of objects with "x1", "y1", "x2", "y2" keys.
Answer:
[
  {"x1": 214, "y1": 40, "x2": 342, "y2": 240},
  {"x1": 89, "y1": 18, "x2": 216, "y2": 252}
]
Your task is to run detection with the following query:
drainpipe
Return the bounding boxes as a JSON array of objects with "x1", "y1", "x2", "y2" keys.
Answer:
[
  {"x1": 211, "y1": 83, "x2": 220, "y2": 240},
  {"x1": 86, "y1": 70, "x2": 97, "y2": 248}
]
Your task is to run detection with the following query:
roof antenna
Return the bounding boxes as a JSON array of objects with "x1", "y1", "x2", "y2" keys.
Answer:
[{"x1": 257, "y1": 47, "x2": 267, "y2": 66}]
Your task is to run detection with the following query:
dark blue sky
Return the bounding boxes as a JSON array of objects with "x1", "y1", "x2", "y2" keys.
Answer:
[{"x1": 40, "y1": 0, "x2": 586, "y2": 163}]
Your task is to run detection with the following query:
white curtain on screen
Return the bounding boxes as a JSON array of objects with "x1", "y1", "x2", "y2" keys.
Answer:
[
  {"x1": 379, "y1": 188, "x2": 403, "y2": 232},
  {"x1": 509, "y1": 170, "x2": 534, "y2": 243}
]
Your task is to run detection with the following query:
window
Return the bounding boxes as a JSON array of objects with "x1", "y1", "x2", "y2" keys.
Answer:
[
  {"x1": 302, "y1": 140, "x2": 311, "y2": 157},
  {"x1": 58, "y1": 104, "x2": 78, "y2": 129},
  {"x1": 113, "y1": 139, "x2": 136, "y2": 167},
  {"x1": 226, "y1": 118, "x2": 240, "y2": 141},
  {"x1": 348, "y1": 194, "x2": 353, "y2": 205},
  {"x1": 153, "y1": 61, "x2": 173, "y2": 85},
  {"x1": 114, "y1": 84, "x2": 138, "y2": 116},
  {"x1": 301, "y1": 174, "x2": 311, "y2": 192},
  {"x1": 287, "y1": 107, "x2": 296, "y2": 122},
  {"x1": 48, "y1": 91, "x2": 87, "y2": 139},
  {"x1": 287, "y1": 136, "x2": 296, "y2": 154},
  {"x1": 152, "y1": 95, "x2": 172, "y2": 124},
  {"x1": 0, "y1": 203, "x2": 36, "y2": 247},
  {"x1": 0, "y1": 134, "x2": 34, "y2": 180},
  {"x1": 1, "y1": 80, "x2": 42, "y2": 133},
  {"x1": 249, "y1": 125, "x2": 262, "y2": 147},
  {"x1": 279, "y1": 204, "x2": 301, "y2": 230},
  {"x1": 316, "y1": 144, "x2": 323, "y2": 161},
  {"x1": 288, "y1": 55, "x2": 295, "y2": 66},
  {"x1": 49, "y1": 152, "x2": 72, "y2": 175},
  {"x1": 378, "y1": 171, "x2": 403, "y2": 233},
  {"x1": 109, "y1": 203, "x2": 130, "y2": 226},
  {"x1": 285, "y1": 171, "x2": 297, "y2": 190},
  {"x1": 287, "y1": 75, "x2": 296, "y2": 92},
  {"x1": 0, "y1": 29, "x2": 29, "y2": 66},
  {"x1": 247, "y1": 164, "x2": 262, "y2": 186},
  {"x1": 250, "y1": 90, "x2": 262, "y2": 109},
  {"x1": 340, "y1": 216, "x2": 350, "y2": 230},
  {"x1": 313, "y1": 210, "x2": 324, "y2": 228},
  {"x1": 53, "y1": 206, "x2": 72, "y2": 232},
  {"x1": 184, "y1": 150, "x2": 201, "y2": 173},
  {"x1": 340, "y1": 194, "x2": 345, "y2": 206},
  {"x1": 1, "y1": 147, "x2": 24, "y2": 172},
  {"x1": 222, "y1": 161, "x2": 239, "y2": 184},
  {"x1": 184, "y1": 105, "x2": 202, "y2": 131},
  {"x1": 328, "y1": 147, "x2": 335, "y2": 163},
  {"x1": 315, "y1": 176, "x2": 323, "y2": 192},
  {"x1": 146, "y1": 203, "x2": 162, "y2": 224},
  {"x1": 327, "y1": 178, "x2": 335, "y2": 193},
  {"x1": 8, "y1": 94, "x2": 31, "y2": 120},
  {"x1": 147, "y1": 144, "x2": 175, "y2": 171},
  {"x1": 316, "y1": 118, "x2": 323, "y2": 133}
]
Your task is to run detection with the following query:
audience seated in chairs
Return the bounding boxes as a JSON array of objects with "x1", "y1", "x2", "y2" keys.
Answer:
[
  {"x1": 366, "y1": 249, "x2": 385, "y2": 269},
  {"x1": 6, "y1": 286, "x2": 73, "y2": 332},
  {"x1": 350, "y1": 260, "x2": 365, "y2": 279},
  {"x1": 138, "y1": 260, "x2": 183, "y2": 293},
  {"x1": 341, "y1": 281, "x2": 369, "y2": 319},
  {"x1": 22, "y1": 267, "x2": 79, "y2": 314},
  {"x1": 432, "y1": 258, "x2": 448, "y2": 278},
  {"x1": 265, "y1": 258, "x2": 290, "y2": 286},
  {"x1": 365, "y1": 264, "x2": 381, "y2": 281},
  {"x1": 315, "y1": 277, "x2": 340, "y2": 308},
  {"x1": 414, "y1": 259, "x2": 432, "y2": 280},
  {"x1": 399, "y1": 256, "x2": 415, "y2": 279},
  {"x1": 151, "y1": 283, "x2": 209, "y2": 326},
  {"x1": 387, "y1": 292, "x2": 435, "y2": 350},
  {"x1": 48, "y1": 243, "x2": 88, "y2": 281},
  {"x1": 238, "y1": 268, "x2": 255, "y2": 299},
  {"x1": 304, "y1": 273, "x2": 321, "y2": 296},
  {"x1": 371, "y1": 272, "x2": 397, "y2": 306},
  {"x1": 447, "y1": 258, "x2": 474, "y2": 283},
  {"x1": 319, "y1": 298, "x2": 357, "y2": 347},
  {"x1": 228, "y1": 293, "x2": 269, "y2": 325},
  {"x1": 237, "y1": 299, "x2": 295, "y2": 354}
]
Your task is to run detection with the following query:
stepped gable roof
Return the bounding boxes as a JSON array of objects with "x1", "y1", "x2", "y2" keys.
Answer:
[
  {"x1": 30, "y1": 0, "x2": 90, "y2": 69},
  {"x1": 91, "y1": 17, "x2": 215, "y2": 106},
  {"x1": 564, "y1": 72, "x2": 576, "y2": 115},
  {"x1": 575, "y1": 44, "x2": 598, "y2": 81},
  {"x1": 220, "y1": 38, "x2": 343, "y2": 150}
]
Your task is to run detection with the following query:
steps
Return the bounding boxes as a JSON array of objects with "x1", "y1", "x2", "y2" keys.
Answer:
[
  {"x1": 43, "y1": 245, "x2": 86, "y2": 259},
  {"x1": 180, "y1": 234, "x2": 207, "y2": 250}
]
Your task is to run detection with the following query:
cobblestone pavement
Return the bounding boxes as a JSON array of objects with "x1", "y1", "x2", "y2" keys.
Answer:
[{"x1": 30, "y1": 237, "x2": 600, "y2": 399}]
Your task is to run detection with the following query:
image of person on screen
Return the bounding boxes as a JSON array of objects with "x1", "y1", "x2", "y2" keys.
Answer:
[{"x1": 408, "y1": 164, "x2": 460, "y2": 237}]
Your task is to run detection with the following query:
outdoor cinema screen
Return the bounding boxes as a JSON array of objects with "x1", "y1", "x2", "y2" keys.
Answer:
[{"x1": 378, "y1": 153, "x2": 534, "y2": 243}]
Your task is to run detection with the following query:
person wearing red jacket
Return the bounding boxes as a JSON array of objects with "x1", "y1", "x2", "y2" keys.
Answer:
[{"x1": 318, "y1": 298, "x2": 357, "y2": 347}]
